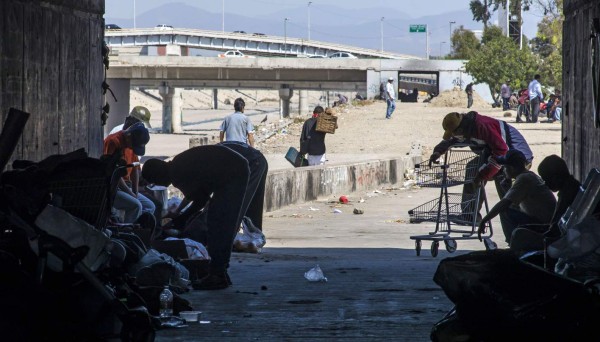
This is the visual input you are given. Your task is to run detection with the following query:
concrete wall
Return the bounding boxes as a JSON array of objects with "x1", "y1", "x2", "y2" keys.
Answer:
[{"x1": 264, "y1": 156, "x2": 419, "y2": 212}]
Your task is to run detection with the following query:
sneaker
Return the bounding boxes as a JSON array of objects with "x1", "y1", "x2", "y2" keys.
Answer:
[{"x1": 192, "y1": 273, "x2": 229, "y2": 290}]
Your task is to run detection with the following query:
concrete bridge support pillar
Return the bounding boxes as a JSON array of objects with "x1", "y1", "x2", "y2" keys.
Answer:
[
  {"x1": 159, "y1": 82, "x2": 175, "y2": 133},
  {"x1": 212, "y1": 89, "x2": 218, "y2": 110},
  {"x1": 279, "y1": 85, "x2": 293, "y2": 119},
  {"x1": 172, "y1": 88, "x2": 184, "y2": 134},
  {"x1": 298, "y1": 90, "x2": 309, "y2": 116},
  {"x1": 104, "y1": 78, "x2": 130, "y2": 136}
]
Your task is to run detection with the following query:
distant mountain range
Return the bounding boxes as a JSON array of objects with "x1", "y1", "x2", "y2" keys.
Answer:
[{"x1": 105, "y1": 2, "x2": 538, "y2": 57}]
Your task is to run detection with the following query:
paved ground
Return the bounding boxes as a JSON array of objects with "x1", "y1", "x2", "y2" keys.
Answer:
[{"x1": 140, "y1": 99, "x2": 560, "y2": 341}]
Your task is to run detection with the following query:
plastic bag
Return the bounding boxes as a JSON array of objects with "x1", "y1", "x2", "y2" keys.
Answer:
[
  {"x1": 165, "y1": 237, "x2": 210, "y2": 260},
  {"x1": 304, "y1": 264, "x2": 327, "y2": 282},
  {"x1": 548, "y1": 216, "x2": 600, "y2": 260},
  {"x1": 233, "y1": 216, "x2": 266, "y2": 253}
]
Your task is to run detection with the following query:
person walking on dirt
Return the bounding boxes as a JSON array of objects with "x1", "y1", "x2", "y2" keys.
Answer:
[
  {"x1": 142, "y1": 143, "x2": 268, "y2": 290},
  {"x1": 501, "y1": 81, "x2": 511, "y2": 111},
  {"x1": 299, "y1": 106, "x2": 328, "y2": 166},
  {"x1": 220, "y1": 98, "x2": 255, "y2": 147},
  {"x1": 528, "y1": 74, "x2": 543, "y2": 123},
  {"x1": 385, "y1": 77, "x2": 396, "y2": 119},
  {"x1": 465, "y1": 83, "x2": 474, "y2": 109}
]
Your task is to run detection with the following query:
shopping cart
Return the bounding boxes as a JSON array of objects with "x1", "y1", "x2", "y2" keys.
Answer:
[{"x1": 408, "y1": 144, "x2": 497, "y2": 257}]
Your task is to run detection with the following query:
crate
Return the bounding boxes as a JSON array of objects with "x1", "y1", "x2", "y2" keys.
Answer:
[
  {"x1": 315, "y1": 114, "x2": 337, "y2": 134},
  {"x1": 408, "y1": 192, "x2": 480, "y2": 226},
  {"x1": 414, "y1": 149, "x2": 483, "y2": 188}
]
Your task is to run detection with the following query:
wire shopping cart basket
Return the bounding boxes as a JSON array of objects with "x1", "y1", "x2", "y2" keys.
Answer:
[{"x1": 408, "y1": 144, "x2": 497, "y2": 257}]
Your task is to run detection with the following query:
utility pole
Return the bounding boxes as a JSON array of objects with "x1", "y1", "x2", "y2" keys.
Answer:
[
  {"x1": 308, "y1": 1, "x2": 312, "y2": 40},
  {"x1": 449, "y1": 21, "x2": 456, "y2": 49},
  {"x1": 284, "y1": 18, "x2": 289, "y2": 57},
  {"x1": 426, "y1": 25, "x2": 430, "y2": 59},
  {"x1": 133, "y1": 0, "x2": 136, "y2": 29},
  {"x1": 440, "y1": 41, "x2": 446, "y2": 58},
  {"x1": 380, "y1": 17, "x2": 384, "y2": 52},
  {"x1": 222, "y1": 0, "x2": 225, "y2": 32}
]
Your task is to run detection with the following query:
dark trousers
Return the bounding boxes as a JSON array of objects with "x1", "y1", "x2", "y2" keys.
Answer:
[
  {"x1": 499, "y1": 207, "x2": 543, "y2": 244},
  {"x1": 502, "y1": 97, "x2": 510, "y2": 110},
  {"x1": 529, "y1": 97, "x2": 540, "y2": 123},
  {"x1": 467, "y1": 94, "x2": 473, "y2": 108}
]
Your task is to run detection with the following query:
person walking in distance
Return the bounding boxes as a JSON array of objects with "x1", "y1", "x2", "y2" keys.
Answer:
[
  {"x1": 299, "y1": 106, "x2": 328, "y2": 166},
  {"x1": 220, "y1": 98, "x2": 255, "y2": 147},
  {"x1": 465, "y1": 82, "x2": 474, "y2": 109},
  {"x1": 528, "y1": 74, "x2": 543, "y2": 123},
  {"x1": 501, "y1": 80, "x2": 511, "y2": 111},
  {"x1": 385, "y1": 77, "x2": 396, "y2": 119}
]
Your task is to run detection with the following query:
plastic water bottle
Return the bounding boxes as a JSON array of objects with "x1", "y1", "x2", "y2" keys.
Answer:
[{"x1": 159, "y1": 285, "x2": 173, "y2": 317}]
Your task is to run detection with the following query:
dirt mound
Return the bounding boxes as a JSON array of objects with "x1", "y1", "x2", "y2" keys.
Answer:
[{"x1": 429, "y1": 87, "x2": 490, "y2": 109}]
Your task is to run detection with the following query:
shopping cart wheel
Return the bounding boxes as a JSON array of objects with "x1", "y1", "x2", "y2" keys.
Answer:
[
  {"x1": 444, "y1": 239, "x2": 457, "y2": 253},
  {"x1": 430, "y1": 241, "x2": 439, "y2": 257},
  {"x1": 483, "y1": 238, "x2": 497, "y2": 251},
  {"x1": 415, "y1": 240, "x2": 422, "y2": 256}
]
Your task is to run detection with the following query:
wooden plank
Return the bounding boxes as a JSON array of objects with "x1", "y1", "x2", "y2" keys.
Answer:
[
  {"x1": 87, "y1": 17, "x2": 104, "y2": 157},
  {"x1": 22, "y1": 4, "x2": 44, "y2": 162},
  {"x1": 73, "y1": 14, "x2": 90, "y2": 154},
  {"x1": 58, "y1": 12, "x2": 75, "y2": 154},
  {"x1": 41, "y1": 5, "x2": 61, "y2": 156},
  {"x1": 1, "y1": 1, "x2": 24, "y2": 162}
]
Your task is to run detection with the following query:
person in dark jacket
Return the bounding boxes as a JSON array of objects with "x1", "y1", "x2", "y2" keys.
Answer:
[
  {"x1": 142, "y1": 143, "x2": 268, "y2": 290},
  {"x1": 299, "y1": 106, "x2": 328, "y2": 166}
]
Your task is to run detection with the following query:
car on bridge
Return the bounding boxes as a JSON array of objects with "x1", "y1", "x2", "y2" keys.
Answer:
[
  {"x1": 105, "y1": 24, "x2": 121, "y2": 30},
  {"x1": 155, "y1": 24, "x2": 174, "y2": 30},
  {"x1": 218, "y1": 50, "x2": 255, "y2": 58},
  {"x1": 328, "y1": 51, "x2": 358, "y2": 59}
]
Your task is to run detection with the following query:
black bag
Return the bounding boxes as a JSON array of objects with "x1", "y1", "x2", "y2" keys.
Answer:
[{"x1": 284, "y1": 147, "x2": 308, "y2": 167}]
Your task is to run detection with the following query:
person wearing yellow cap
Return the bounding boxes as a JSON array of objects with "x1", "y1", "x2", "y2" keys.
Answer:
[
  {"x1": 109, "y1": 106, "x2": 152, "y2": 135},
  {"x1": 429, "y1": 111, "x2": 533, "y2": 205}
]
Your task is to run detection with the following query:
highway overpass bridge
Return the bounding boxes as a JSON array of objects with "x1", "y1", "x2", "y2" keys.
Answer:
[
  {"x1": 104, "y1": 28, "x2": 418, "y2": 60},
  {"x1": 105, "y1": 55, "x2": 487, "y2": 134}
]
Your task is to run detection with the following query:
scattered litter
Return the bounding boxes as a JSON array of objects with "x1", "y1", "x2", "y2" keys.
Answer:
[
  {"x1": 339, "y1": 195, "x2": 349, "y2": 204},
  {"x1": 373, "y1": 190, "x2": 382, "y2": 193},
  {"x1": 359, "y1": 198, "x2": 365, "y2": 203},
  {"x1": 199, "y1": 321, "x2": 211, "y2": 324},
  {"x1": 308, "y1": 207, "x2": 320, "y2": 211},
  {"x1": 333, "y1": 209, "x2": 342, "y2": 214},
  {"x1": 304, "y1": 264, "x2": 328, "y2": 282},
  {"x1": 353, "y1": 208, "x2": 364, "y2": 215}
]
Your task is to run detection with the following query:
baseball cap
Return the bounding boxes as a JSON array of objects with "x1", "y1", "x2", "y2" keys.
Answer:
[
  {"x1": 496, "y1": 150, "x2": 527, "y2": 168},
  {"x1": 126, "y1": 122, "x2": 150, "y2": 156},
  {"x1": 442, "y1": 112, "x2": 463, "y2": 140},
  {"x1": 129, "y1": 106, "x2": 152, "y2": 128}
]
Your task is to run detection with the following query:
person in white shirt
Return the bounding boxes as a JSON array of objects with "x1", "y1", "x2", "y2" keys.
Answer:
[
  {"x1": 527, "y1": 74, "x2": 543, "y2": 123},
  {"x1": 385, "y1": 77, "x2": 396, "y2": 119},
  {"x1": 501, "y1": 80, "x2": 512, "y2": 110}
]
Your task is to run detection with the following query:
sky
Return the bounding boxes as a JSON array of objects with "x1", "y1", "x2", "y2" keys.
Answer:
[{"x1": 104, "y1": 0, "x2": 546, "y2": 54}]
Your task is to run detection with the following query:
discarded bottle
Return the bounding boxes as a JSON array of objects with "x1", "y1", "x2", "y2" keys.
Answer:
[{"x1": 159, "y1": 285, "x2": 174, "y2": 318}]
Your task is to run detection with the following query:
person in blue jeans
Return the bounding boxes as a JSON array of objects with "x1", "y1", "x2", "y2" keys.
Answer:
[
  {"x1": 142, "y1": 142, "x2": 268, "y2": 290},
  {"x1": 385, "y1": 77, "x2": 396, "y2": 119}
]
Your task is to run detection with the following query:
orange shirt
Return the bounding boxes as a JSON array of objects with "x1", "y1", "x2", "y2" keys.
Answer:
[{"x1": 103, "y1": 131, "x2": 140, "y2": 182}]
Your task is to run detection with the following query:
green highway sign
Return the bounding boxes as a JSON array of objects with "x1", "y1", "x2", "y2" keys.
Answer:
[{"x1": 409, "y1": 24, "x2": 427, "y2": 33}]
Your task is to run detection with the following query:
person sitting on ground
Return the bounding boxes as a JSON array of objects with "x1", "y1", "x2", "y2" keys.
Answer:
[
  {"x1": 103, "y1": 122, "x2": 155, "y2": 225},
  {"x1": 299, "y1": 106, "x2": 329, "y2": 166},
  {"x1": 477, "y1": 150, "x2": 556, "y2": 245},
  {"x1": 510, "y1": 155, "x2": 600, "y2": 253},
  {"x1": 109, "y1": 106, "x2": 152, "y2": 135},
  {"x1": 333, "y1": 93, "x2": 348, "y2": 107},
  {"x1": 219, "y1": 98, "x2": 255, "y2": 147},
  {"x1": 142, "y1": 143, "x2": 268, "y2": 290}
]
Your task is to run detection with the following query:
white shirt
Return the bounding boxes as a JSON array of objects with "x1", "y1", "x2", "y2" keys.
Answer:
[
  {"x1": 109, "y1": 124, "x2": 124, "y2": 135},
  {"x1": 386, "y1": 82, "x2": 395, "y2": 100},
  {"x1": 528, "y1": 79, "x2": 543, "y2": 100}
]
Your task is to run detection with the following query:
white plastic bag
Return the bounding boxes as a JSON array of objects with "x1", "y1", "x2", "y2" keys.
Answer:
[
  {"x1": 304, "y1": 264, "x2": 327, "y2": 282},
  {"x1": 233, "y1": 217, "x2": 266, "y2": 253},
  {"x1": 165, "y1": 237, "x2": 210, "y2": 260}
]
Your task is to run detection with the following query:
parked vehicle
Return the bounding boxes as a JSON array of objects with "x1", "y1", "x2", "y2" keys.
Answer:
[
  {"x1": 233, "y1": 30, "x2": 247, "y2": 34},
  {"x1": 252, "y1": 32, "x2": 266, "y2": 37},
  {"x1": 218, "y1": 50, "x2": 255, "y2": 58},
  {"x1": 328, "y1": 51, "x2": 358, "y2": 59}
]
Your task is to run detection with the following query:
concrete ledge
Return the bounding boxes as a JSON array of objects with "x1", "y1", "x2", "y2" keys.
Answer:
[{"x1": 264, "y1": 155, "x2": 420, "y2": 212}]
